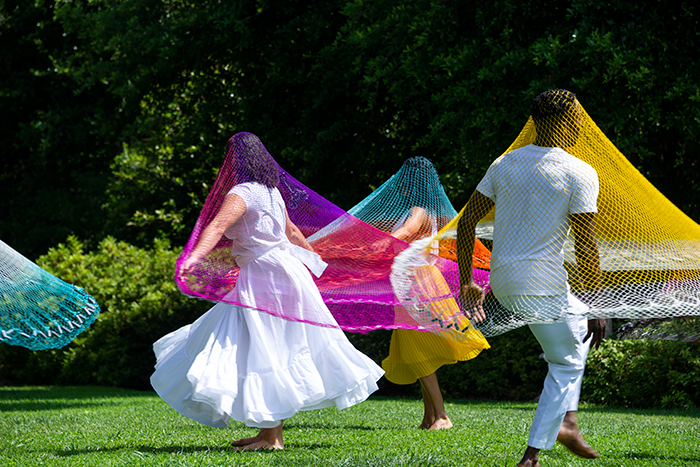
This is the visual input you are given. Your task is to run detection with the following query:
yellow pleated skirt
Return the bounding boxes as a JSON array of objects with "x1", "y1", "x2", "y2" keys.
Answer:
[
  {"x1": 383, "y1": 262, "x2": 490, "y2": 384},
  {"x1": 381, "y1": 327, "x2": 490, "y2": 385}
]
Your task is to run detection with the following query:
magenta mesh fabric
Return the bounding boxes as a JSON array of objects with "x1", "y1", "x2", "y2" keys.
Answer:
[{"x1": 176, "y1": 133, "x2": 488, "y2": 332}]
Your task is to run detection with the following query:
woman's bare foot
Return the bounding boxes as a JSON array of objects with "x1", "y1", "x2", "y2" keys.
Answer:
[
  {"x1": 232, "y1": 424, "x2": 284, "y2": 451},
  {"x1": 428, "y1": 416, "x2": 453, "y2": 430},
  {"x1": 419, "y1": 373, "x2": 452, "y2": 430},
  {"x1": 231, "y1": 433, "x2": 263, "y2": 447},
  {"x1": 233, "y1": 439, "x2": 283, "y2": 451}
]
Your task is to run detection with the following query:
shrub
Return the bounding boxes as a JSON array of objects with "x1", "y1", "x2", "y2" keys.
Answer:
[
  {"x1": 583, "y1": 338, "x2": 700, "y2": 409},
  {"x1": 357, "y1": 326, "x2": 700, "y2": 409},
  {"x1": 0, "y1": 236, "x2": 209, "y2": 389},
  {"x1": 437, "y1": 327, "x2": 547, "y2": 401},
  {"x1": 2, "y1": 236, "x2": 698, "y2": 410},
  {"x1": 345, "y1": 326, "x2": 548, "y2": 401}
]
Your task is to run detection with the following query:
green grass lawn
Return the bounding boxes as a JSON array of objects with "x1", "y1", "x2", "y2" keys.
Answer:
[{"x1": 0, "y1": 386, "x2": 698, "y2": 466}]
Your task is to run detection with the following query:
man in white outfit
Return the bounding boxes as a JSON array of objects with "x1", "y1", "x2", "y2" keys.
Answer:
[{"x1": 457, "y1": 89, "x2": 606, "y2": 467}]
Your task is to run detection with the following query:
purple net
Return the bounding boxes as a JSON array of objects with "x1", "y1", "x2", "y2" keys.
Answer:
[{"x1": 176, "y1": 132, "x2": 489, "y2": 332}]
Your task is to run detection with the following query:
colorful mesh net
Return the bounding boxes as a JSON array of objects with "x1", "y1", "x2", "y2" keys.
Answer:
[
  {"x1": 176, "y1": 135, "x2": 489, "y2": 333},
  {"x1": 339, "y1": 156, "x2": 491, "y2": 339},
  {"x1": 392, "y1": 89, "x2": 700, "y2": 338},
  {"x1": 0, "y1": 239, "x2": 100, "y2": 350}
]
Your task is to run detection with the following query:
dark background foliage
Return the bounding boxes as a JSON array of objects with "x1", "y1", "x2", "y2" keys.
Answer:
[
  {"x1": 1, "y1": 0, "x2": 699, "y2": 406},
  {"x1": 2, "y1": 0, "x2": 698, "y2": 257}
]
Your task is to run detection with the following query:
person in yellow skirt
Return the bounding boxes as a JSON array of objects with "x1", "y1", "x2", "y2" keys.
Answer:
[{"x1": 348, "y1": 156, "x2": 490, "y2": 430}]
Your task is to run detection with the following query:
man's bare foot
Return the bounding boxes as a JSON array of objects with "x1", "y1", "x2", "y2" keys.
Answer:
[
  {"x1": 557, "y1": 431, "x2": 600, "y2": 459},
  {"x1": 517, "y1": 446, "x2": 541, "y2": 467},
  {"x1": 231, "y1": 433, "x2": 263, "y2": 447},
  {"x1": 557, "y1": 411, "x2": 600, "y2": 459},
  {"x1": 428, "y1": 416, "x2": 453, "y2": 430}
]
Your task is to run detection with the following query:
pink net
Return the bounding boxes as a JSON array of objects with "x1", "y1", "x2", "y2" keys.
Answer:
[{"x1": 176, "y1": 132, "x2": 489, "y2": 332}]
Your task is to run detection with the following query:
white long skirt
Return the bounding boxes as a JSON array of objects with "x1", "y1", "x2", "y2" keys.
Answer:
[{"x1": 151, "y1": 250, "x2": 384, "y2": 429}]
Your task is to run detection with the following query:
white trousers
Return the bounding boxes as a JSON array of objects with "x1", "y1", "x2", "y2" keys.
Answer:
[{"x1": 498, "y1": 294, "x2": 591, "y2": 450}]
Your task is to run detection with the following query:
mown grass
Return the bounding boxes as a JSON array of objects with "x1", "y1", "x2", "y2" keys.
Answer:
[{"x1": 0, "y1": 386, "x2": 698, "y2": 466}]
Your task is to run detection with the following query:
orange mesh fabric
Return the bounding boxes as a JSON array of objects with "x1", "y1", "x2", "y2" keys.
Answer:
[{"x1": 438, "y1": 237, "x2": 491, "y2": 269}]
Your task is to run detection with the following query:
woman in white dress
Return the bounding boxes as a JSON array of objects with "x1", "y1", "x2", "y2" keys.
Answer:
[{"x1": 150, "y1": 133, "x2": 384, "y2": 450}]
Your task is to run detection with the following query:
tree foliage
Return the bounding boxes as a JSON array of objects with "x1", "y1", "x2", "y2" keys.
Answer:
[
  {"x1": 1, "y1": 0, "x2": 699, "y2": 252},
  {"x1": 0, "y1": 236, "x2": 209, "y2": 389},
  {"x1": 0, "y1": 0, "x2": 118, "y2": 257},
  {"x1": 333, "y1": 0, "x2": 700, "y2": 209}
]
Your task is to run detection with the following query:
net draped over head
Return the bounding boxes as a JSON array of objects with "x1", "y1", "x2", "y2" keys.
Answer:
[
  {"x1": 392, "y1": 90, "x2": 700, "y2": 337},
  {"x1": 178, "y1": 134, "x2": 483, "y2": 332},
  {"x1": 348, "y1": 156, "x2": 453, "y2": 239},
  {"x1": 0, "y1": 239, "x2": 100, "y2": 350},
  {"x1": 341, "y1": 156, "x2": 491, "y2": 338}
]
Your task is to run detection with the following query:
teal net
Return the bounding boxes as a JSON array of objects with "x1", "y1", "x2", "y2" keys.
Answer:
[
  {"x1": 347, "y1": 157, "x2": 458, "y2": 242},
  {"x1": 0, "y1": 239, "x2": 100, "y2": 350}
]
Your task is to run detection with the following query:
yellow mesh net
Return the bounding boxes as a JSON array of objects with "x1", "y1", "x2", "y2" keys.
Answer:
[{"x1": 392, "y1": 89, "x2": 700, "y2": 338}]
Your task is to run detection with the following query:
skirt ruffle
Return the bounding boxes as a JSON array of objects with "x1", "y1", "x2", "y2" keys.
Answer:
[{"x1": 151, "y1": 302, "x2": 384, "y2": 428}]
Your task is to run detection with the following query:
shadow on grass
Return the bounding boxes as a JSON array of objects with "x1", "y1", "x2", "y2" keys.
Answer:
[
  {"x1": 4, "y1": 386, "x2": 699, "y2": 420},
  {"x1": 0, "y1": 386, "x2": 155, "y2": 413},
  {"x1": 0, "y1": 400, "x2": 127, "y2": 412},
  {"x1": 55, "y1": 441, "x2": 334, "y2": 457},
  {"x1": 56, "y1": 444, "x2": 231, "y2": 457},
  {"x1": 606, "y1": 451, "x2": 700, "y2": 463},
  {"x1": 0, "y1": 386, "x2": 151, "y2": 400},
  {"x1": 439, "y1": 396, "x2": 700, "y2": 419},
  {"x1": 579, "y1": 405, "x2": 700, "y2": 419},
  {"x1": 285, "y1": 421, "x2": 384, "y2": 431}
]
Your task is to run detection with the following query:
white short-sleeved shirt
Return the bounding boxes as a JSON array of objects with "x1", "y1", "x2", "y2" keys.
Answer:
[
  {"x1": 476, "y1": 144, "x2": 599, "y2": 296},
  {"x1": 224, "y1": 182, "x2": 287, "y2": 259}
]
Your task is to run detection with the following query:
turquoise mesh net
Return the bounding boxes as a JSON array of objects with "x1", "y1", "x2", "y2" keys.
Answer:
[{"x1": 0, "y1": 239, "x2": 100, "y2": 350}]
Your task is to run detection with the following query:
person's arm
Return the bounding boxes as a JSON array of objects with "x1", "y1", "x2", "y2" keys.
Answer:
[
  {"x1": 570, "y1": 212, "x2": 605, "y2": 350},
  {"x1": 285, "y1": 208, "x2": 314, "y2": 252},
  {"x1": 368, "y1": 206, "x2": 428, "y2": 253},
  {"x1": 456, "y1": 190, "x2": 495, "y2": 322},
  {"x1": 180, "y1": 194, "x2": 247, "y2": 278},
  {"x1": 391, "y1": 206, "x2": 428, "y2": 241}
]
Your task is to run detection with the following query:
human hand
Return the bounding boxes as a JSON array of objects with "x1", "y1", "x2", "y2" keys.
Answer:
[
  {"x1": 370, "y1": 235, "x2": 394, "y2": 254},
  {"x1": 583, "y1": 318, "x2": 606, "y2": 350},
  {"x1": 179, "y1": 256, "x2": 199, "y2": 283},
  {"x1": 460, "y1": 282, "x2": 486, "y2": 323}
]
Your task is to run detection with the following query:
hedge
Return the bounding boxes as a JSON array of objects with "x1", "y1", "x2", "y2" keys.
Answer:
[
  {"x1": 0, "y1": 237, "x2": 698, "y2": 409},
  {"x1": 0, "y1": 236, "x2": 209, "y2": 389}
]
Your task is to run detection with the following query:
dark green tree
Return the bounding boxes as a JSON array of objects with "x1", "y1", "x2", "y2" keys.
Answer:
[
  {"x1": 328, "y1": 0, "x2": 700, "y2": 212},
  {"x1": 2, "y1": 0, "x2": 698, "y2": 257},
  {"x1": 0, "y1": 0, "x2": 120, "y2": 257}
]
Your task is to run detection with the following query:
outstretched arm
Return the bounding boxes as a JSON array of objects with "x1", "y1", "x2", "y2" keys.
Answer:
[
  {"x1": 571, "y1": 212, "x2": 605, "y2": 350},
  {"x1": 180, "y1": 194, "x2": 247, "y2": 277},
  {"x1": 391, "y1": 206, "x2": 429, "y2": 241},
  {"x1": 285, "y1": 208, "x2": 314, "y2": 252},
  {"x1": 456, "y1": 190, "x2": 495, "y2": 322}
]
